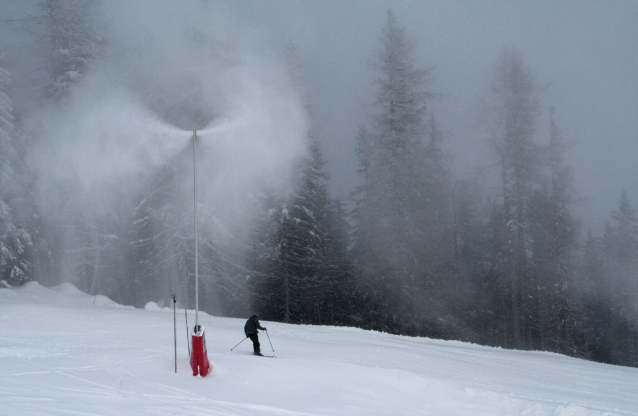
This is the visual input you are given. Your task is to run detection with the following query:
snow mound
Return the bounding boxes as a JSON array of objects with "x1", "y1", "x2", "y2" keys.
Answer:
[
  {"x1": 49, "y1": 282, "x2": 119, "y2": 306},
  {"x1": 144, "y1": 301, "x2": 169, "y2": 311},
  {"x1": 16, "y1": 280, "x2": 42, "y2": 291},
  {"x1": 51, "y1": 282, "x2": 87, "y2": 296},
  {"x1": 9, "y1": 281, "x2": 121, "y2": 307},
  {"x1": 92, "y1": 294, "x2": 119, "y2": 306}
]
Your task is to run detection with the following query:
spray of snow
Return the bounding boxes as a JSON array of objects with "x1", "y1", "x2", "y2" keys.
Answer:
[{"x1": 28, "y1": 0, "x2": 309, "y2": 237}]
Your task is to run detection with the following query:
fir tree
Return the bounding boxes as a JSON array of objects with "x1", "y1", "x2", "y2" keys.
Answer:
[
  {"x1": 249, "y1": 140, "x2": 354, "y2": 325},
  {"x1": 38, "y1": 0, "x2": 100, "y2": 101},
  {"x1": 352, "y1": 10, "x2": 449, "y2": 335},
  {"x1": 0, "y1": 55, "x2": 34, "y2": 286},
  {"x1": 481, "y1": 48, "x2": 542, "y2": 348},
  {"x1": 527, "y1": 109, "x2": 580, "y2": 353},
  {"x1": 603, "y1": 190, "x2": 638, "y2": 364}
]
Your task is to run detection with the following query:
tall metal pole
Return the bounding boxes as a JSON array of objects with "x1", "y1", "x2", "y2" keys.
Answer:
[
  {"x1": 193, "y1": 130, "x2": 199, "y2": 327},
  {"x1": 173, "y1": 294, "x2": 177, "y2": 373}
]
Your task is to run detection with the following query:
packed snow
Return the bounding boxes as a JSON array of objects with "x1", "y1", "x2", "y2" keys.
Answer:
[{"x1": 1, "y1": 282, "x2": 636, "y2": 415}]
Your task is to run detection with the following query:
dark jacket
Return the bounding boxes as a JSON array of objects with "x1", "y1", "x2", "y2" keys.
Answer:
[{"x1": 244, "y1": 315, "x2": 265, "y2": 335}]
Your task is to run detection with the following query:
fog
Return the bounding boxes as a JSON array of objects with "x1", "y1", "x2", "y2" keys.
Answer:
[
  {"x1": 2, "y1": 0, "x2": 638, "y2": 367},
  {"x1": 21, "y1": 0, "x2": 309, "y2": 237},
  {"x1": 221, "y1": 0, "x2": 638, "y2": 235},
  {"x1": 1, "y1": 1, "x2": 636, "y2": 234}
]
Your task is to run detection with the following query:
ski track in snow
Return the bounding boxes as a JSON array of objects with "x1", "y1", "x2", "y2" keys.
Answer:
[{"x1": 1, "y1": 282, "x2": 636, "y2": 416}]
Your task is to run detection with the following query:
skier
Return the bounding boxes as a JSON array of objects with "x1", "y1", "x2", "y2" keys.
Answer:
[{"x1": 244, "y1": 314, "x2": 267, "y2": 356}]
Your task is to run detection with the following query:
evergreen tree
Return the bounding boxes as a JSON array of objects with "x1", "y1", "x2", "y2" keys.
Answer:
[
  {"x1": 24, "y1": 0, "x2": 102, "y2": 290},
  {"x1": 527, "y1": 109, "x2": 580, "y2": 353},
  {"x1": 321, "y1": 197, "x2": 358, "y2": 324},
  {"x1": 38, "y1": 0, "x2": 101, "y2": 101},
  {"x1": 582, "y1": 232, "x2": 605, "y2": 296},
  {"x1": 450, "y1": 180, "x2": 497, "y2": 344},
  {"x1": 247, "y1": 41, "x2": 355, "y2": 325},
  {"x1": 481, "y1": 48, "x2": 542, "y2": 348},
  {"x1": 0, "y1": 55, "x2": 34, "y2": 286},
  {"x1": 421, "y1": 113, "x2": 454, "y2": 300},
  {"x1": 246, "y1": 193, "x2": 288, "y2": 320},
  {"x1": 284, "y1": 142, "x2": 332, "y2": 323},
  {"x1": 249, "y1": 140, "x2": 354, "y2": 325},
  {"x1": 352, "y1": 10, "x2": 450, "y2": 335},
  {"x1": 605, "y1": 190, "x2": 638, "y2": 305},
  {"x1": 350, "y1": 125, "x2": 385, "y2": 326},
  {"x1": 602, "y1": 190, "x2": 638, "y2": 365},
  {"x1": 576, "y1": 232, "x2": 609, "y2": 362}
]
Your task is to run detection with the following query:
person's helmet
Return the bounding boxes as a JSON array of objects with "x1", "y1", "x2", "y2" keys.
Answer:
[{"x1": 254, "y1": 314, "x2": 259, "y2": 319}]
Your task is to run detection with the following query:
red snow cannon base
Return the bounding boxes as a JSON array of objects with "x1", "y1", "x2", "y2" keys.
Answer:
[{"x1": 190, "y1": 325, "x2": 211, "y2": 377}]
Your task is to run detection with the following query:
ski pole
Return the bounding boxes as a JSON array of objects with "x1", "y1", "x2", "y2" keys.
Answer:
[
  {"x1": 185, "y1": 308, "x2": 191, "y2": 357},
  {"x1": 265, "y1": 329, "x2": 274, "y2": 353},
  {"x1": 173, "y1": 295, "x2": 177, "y2": 373},
  {"x1": 231, "y1": 336, "x2": 248, "y2": 351}
]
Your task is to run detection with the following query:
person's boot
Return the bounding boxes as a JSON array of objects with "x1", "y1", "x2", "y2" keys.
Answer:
[{"x1": 253, "y1": 351, "x2": 263, "y2": 356}]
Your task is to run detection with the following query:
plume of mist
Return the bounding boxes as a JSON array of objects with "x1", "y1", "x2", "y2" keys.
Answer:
[{"x1": 29, "y1": 0, "x2": 309, "y2": 233}]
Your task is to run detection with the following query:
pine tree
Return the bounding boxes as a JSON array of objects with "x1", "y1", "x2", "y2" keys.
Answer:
[
  {"x1": 605, "y1": 191, "x2": 638, "y2": 309},
  {"x1": 421, "y1": 113, "x2": 453, "y2": 294},
  {"x1": 38, "y1": 0, "x2": 100, "y2": 101},
  {"x1": 582, "y1": 232, "x2": 605, "y2": 296},
  {"x1": 285, "y1": 142, "x2": 331, "y2": 323},
  {"x1": 450, "y1": 180, "x2": 497, "y2": 344},
  {"x1": 245, "y1": 42, "x2": 356, "y2": 325},
  {"x1": 576, "y1": 231, "x2": 609, "y2": 361},
  {"x1": 0, "y1": 55, "x2": 34, "y2": 286},
  {"x1": 481, "y1": 48, "x2": 542, "y2": 348},
  {"x1": 246, "y1": 194, "x2": 289, "y2": 320},
  {"x1": 247, "y1": 41, "x2": 355, "y2": 325},
  {"x1": 352, "y1": 10, "x2": 449, "y2": 335},
  {"x1": 527, "y1": 109, "x2": 580, "y2": 353},
  {"x1": 603, "y1": 191, "x2": 638, "y2": 365},
  {"x1": 23, "y1": 0, "x2": 102, "y2": 290},
  {"x1": 321, "y1": 198, "x2": 358, "y2": 325},
  {"x1": 350, "y1": 125, "x2": 383, "y2": 323},
  {"x1": 248, "y1": 140, "x2": 354, "y2": 325}
]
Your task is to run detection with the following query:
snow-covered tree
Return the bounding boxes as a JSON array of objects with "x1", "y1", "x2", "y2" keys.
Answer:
[
  {"x1": 38, "y1": 0, "x2": 100, "y2": 101},
  {"x1": 248, "y1": 141, "x2": 354, "y2": 325},
  {"x1": 351, "y1": 10, "x2": 451, "y2": 335},
  {"x1": 248, "y1": 42, "x2": 355, "y2": 325},
  {"x1": 21, "y1": 0, "x2": 102, "y2": 290},
  {"x1": 0, "y1": 56, "x2": 34, "y2": 286}
]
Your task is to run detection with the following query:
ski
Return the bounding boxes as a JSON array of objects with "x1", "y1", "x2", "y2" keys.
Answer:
[{"x1": 251, "y1": 353, "x2": 276, "y2": 358}]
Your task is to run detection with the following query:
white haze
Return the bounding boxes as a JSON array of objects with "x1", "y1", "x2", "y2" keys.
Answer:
[
  {"x1": 29, "y1": 0, "x2": 309, "y2": 229},
  {"x1": 219, "y1": 1, "x2": 638, "y2": 235},
  {"x1": 3, "y1": 1, "x2": 635, "y2": 236}
]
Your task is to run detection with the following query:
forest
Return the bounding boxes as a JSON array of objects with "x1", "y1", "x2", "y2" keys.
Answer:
[{"x1": 1, "y1": 1, "x2": 637, "y2": 368}]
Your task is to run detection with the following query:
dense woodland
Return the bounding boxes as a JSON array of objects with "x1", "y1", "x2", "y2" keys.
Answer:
[{"x1": 1, "y1": 2, "x2": 637, "y2": 367}]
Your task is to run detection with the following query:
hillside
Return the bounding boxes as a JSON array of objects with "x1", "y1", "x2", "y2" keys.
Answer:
[{"x1": 1, "y1": 282, "x2": 636, "y2": 415}]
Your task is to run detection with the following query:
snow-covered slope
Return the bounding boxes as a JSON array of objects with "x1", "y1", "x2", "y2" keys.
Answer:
[{"x1": 1, "y1": 282, "x2": 636, "y2": 415}]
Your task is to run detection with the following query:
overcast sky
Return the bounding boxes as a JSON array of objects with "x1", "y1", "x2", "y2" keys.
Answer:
[{"x1": 2, "y1": 0, "x2": 637, "y2": 235}]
